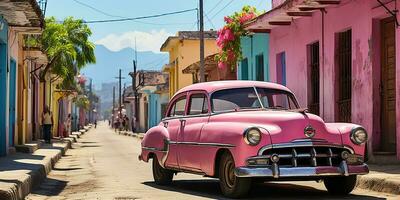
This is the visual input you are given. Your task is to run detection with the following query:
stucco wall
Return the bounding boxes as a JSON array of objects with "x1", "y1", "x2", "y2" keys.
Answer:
[
  {"x1": 0, "y1": 17, "x2": 8, "y2": 155},
  {"x1": 238, "y1": 33, "x2": 270, "y2": 81},
  {"x1": 268, "y1": 0, "x2": 400, "y2": 158},
  {"x1": 165, "y1": 38, "x2": 218, "y2": 98}
]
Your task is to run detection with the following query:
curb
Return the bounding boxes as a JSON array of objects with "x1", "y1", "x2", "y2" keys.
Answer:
[
  {"x1": 357, "y1": 174, "x2": 400, "y2": 195},
  {"x1": 0, "y1": 128, "x2": 91, "y2": 200},
  {"x1": 117, "y1": 130, "x2": 144, "y2": 140}
]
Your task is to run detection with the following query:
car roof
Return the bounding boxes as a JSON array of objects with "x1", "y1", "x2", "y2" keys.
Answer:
[{"x1": 174, "y1": 80, "x2": 293, "y2": 97}]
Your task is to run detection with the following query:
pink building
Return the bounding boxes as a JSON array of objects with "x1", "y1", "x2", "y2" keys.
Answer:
[{"x1": 247, "y1": 0, "x2": 400, "y2": 160}]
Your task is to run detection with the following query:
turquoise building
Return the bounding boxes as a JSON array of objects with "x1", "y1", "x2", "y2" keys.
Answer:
[
  {"x1": 237, "y1": 33, "x2": 269, "y2": 81},
  {"x1": 147, "y1": 88, "x2": 169, "y2": 129},
  {"x1": 0, "y1": 17, "x2": 8, "y2": 156}
]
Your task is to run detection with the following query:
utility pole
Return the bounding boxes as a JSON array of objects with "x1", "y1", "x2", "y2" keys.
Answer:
[
  {"x1": 112, "y1": 86, "x2": 115, "y2": 125},
  {"x1": 115, "y1": 69, "x2": 125, "y2": 118},
  {"x1": 132, "y1": 39, "x2": 139, "y2": 132},
  {"x1": 199, "y1": 0, "x2": 205, "y2": 82},
  {"x1": 89, "y1": 78, "x2": 93, "y2": 123}
]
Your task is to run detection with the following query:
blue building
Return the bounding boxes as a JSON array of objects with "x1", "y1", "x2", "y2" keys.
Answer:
[
  {"x1": 0, "y1": 16, "x2": 8, "y2": 156},
  {"x1": 237, "y1": 33, "x2": 270, "y2": 81}
]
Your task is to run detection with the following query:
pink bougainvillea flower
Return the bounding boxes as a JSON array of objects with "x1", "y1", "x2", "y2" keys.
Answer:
[
  {"x1": 239, "y1": 12, "x2": 256, "y2": 24},
  {"x1": 223, "y1": 27, "x2": 235, "y2": 42},
  {"x1": 224, "y1": 16, "x2": 233, "y2": 24},
  {"x1": 218, "y1": 61, "x2": 227, "y2": 69},
  {"x1": 227, "y1": 50, "x2": 235, "y2": 61}
]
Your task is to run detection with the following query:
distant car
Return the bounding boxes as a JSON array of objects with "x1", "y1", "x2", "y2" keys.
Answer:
[{"x1": 139, "y1": 81, "x2": 369, "y2": 198}]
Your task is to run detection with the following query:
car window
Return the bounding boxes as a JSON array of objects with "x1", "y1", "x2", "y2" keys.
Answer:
[
  {"x1": 168, "y1": 96, "x2": 187, "y2": 117},
  {"x1": 188, "y1": 93, "x2": 208, "y2": 115},
  {"x1": 211, "y1": 88, "x2": 261, "y2": 112},
  {"x1": 256, "y1": 88, "x2": 299, "y2": 110}
]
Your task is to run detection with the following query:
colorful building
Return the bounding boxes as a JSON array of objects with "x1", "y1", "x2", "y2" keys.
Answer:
[
  {"x1": 246, "y1": 0, "x2": 400, "y2": 160},
  {"x1": 238, "y1": 33, "x2": 270, "y2": 81},
  {"x1": 161, "y1": 31, "x2": 218, "y2": 98},
  {"x1": 0, "y1": 0, "x2": 44, "y2": 155},
  {"x1": 127, "y1": 70, "x2": 169, "y2": 132}
]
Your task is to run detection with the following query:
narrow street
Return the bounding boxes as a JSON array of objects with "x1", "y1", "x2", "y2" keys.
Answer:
[{"x1": 26, "y1": 122, "x2": 396, "y2": 200}]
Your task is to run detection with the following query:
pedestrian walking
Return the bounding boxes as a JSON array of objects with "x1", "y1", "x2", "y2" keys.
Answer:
[
  {"x1": 123, "y1": 115, "x2": 129, "y2": 131},
  {"x1": 42, "y1": 106, "x2": 53, "y2": 144}
]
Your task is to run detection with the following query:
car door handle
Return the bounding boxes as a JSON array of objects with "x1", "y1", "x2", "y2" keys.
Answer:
[
  {"x1": 179, "y1": 119, "x2": 186, "y2": 126},
  {"x1": 163, "y1": 121, "x2": 168, "y2": 128}
]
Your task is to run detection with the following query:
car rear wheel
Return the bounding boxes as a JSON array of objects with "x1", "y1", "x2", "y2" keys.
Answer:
[
  {"x1": 219, "y1": 152, "x2": 251, "y2": 198},
  {"x1": 324, "y1": 175, "x2": 357, "y2": 195},
  {"x1": 152, "y1": 156, "x2": 173, "y2": 185}
]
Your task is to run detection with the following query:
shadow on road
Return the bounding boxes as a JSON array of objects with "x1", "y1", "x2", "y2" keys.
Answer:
[
  {"x1": 30, "y1": 177, "x2": 68, "y2": 196},
  {"x1": 143, "y1": 179, "x2": 387, "y2": 200}
]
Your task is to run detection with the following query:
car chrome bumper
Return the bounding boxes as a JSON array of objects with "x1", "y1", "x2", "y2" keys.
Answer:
[{"x1": 235, "y1": 161, "x2": 369, "y2": 178}]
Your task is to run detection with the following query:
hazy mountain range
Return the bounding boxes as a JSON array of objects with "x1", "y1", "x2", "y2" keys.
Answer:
[{"x1": 81, "y1": 44, "x2": 168, "y2": 89}]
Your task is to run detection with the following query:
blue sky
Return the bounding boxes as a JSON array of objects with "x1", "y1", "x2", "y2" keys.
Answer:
[{"x1": 46, "y1": 0, "x2": 271, "y2": 53}]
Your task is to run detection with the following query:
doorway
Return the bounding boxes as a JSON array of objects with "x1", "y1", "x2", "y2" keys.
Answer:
[
  {"x1": 380, "y1": 16, "x2": 397, "y2": 153},
  {"x1": 9, "y1": 59, "x2": 16, "y2": 146},
  {"x1": 336, "y1": 29, "x2": 352, "y2": 123}
]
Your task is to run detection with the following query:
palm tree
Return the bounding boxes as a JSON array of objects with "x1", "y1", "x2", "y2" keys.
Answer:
[{"x1": 39, "y1": 17, "x2": 96, "y2": 87}]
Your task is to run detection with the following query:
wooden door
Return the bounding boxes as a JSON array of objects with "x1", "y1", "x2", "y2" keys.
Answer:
[{"x1": 380, "y1": 17, "x2": 397, "y2": 152}]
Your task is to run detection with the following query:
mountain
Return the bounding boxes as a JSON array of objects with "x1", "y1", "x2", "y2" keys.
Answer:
[{"x1": 81, "y1": 44, "x2": 168, "y2": 89}]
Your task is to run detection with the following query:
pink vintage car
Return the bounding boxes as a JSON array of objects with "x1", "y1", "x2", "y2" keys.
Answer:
[{"x1": 139, "y1": 81, "x2": 369, "y2": 198}]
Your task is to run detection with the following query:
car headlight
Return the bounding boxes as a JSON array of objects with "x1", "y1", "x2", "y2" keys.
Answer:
[
  {"x1": 350, "y1": 127, "x2": 368, "y2": 145},
  {"x1": 244, "y1": 127, "x2": 262, "y2": 146}
]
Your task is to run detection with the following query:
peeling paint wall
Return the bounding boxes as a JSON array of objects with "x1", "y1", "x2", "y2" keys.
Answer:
[{"x1": 268, "y1": 0, "x2": 400, "y2": 159}]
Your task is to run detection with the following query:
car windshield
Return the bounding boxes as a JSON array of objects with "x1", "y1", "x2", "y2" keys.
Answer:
[{"x1": 211, "y1": 87, "x2": 299, "y2": 112}]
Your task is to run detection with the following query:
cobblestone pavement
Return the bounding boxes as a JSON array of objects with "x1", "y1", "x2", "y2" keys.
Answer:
[{"x1": 26, "y1": 122, "x2": 398, "y2": 200}]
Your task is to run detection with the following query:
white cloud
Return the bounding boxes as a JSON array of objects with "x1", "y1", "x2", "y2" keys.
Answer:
[{"x1": 95, "y1": 29, "x2": 172, "y2": 53}]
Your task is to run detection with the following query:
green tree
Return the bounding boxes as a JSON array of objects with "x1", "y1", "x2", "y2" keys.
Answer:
[{"x1": 39, "y1": 17, "x2": 96, "y2": 88}]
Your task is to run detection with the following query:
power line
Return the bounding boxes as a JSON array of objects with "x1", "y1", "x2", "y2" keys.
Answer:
[
  {"x1": 210, "y1": 0, "x2": 234, "y2": 20},
  {"x1": 84, "y1": 8, "x2": 198, "y2": 24},
  {"x1": 207, "y1": 0, "x2": 224, "y2": 16},
  {"x1": 204, "y1": 13, "x2": 216, "y2": 30},
  {"x1": 72, "y1": 0, "x2": 123, "y2": 18},
  {"x1": 72, "y1": 0, "x2": 194, "y2": 26}
]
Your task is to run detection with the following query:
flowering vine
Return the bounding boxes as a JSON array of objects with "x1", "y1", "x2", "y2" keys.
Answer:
[{"x1": 215, "y1": 6, "x2": 258, "y2": 71}]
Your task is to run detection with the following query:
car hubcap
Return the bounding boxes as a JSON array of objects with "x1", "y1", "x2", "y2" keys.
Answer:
[{"x1": 224, "y1": 159, "x2": 236, "y2": 188}]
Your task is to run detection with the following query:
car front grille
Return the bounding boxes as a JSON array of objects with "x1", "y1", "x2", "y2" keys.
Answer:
[{"x1": 262, "y1": 146, "x2": 348, "y2": 167}]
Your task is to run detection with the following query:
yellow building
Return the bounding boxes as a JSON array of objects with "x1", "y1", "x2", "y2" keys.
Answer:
[{"x1": 160, "y1": 31, "x2": 218, "y2": 98}]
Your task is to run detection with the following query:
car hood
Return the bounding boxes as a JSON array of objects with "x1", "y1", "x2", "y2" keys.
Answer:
[{"x1": 211, "y1": 110, "x2": 343, "y2": 146}]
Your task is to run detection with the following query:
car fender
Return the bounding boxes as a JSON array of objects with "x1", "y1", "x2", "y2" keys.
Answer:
[
  {"x1": 199, "y1": 121, "x2": 272, "y2": 176},
  {"x1": 140, "y1": 125, "x2": 170, "y2": 164},
  {"x1": 326, "y1": 123, "x2": 366, "y2": 155}
]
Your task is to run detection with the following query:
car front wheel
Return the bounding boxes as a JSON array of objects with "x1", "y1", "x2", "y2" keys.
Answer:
[
  {"x1": 219, "y1": 152, "x2": 251, "y2": 198},
  {"x1": 324, "y1": 175, "x2": 357, "y2": 195},
  {"x1": 152, "y1": 156, "x2": 173, "y2": 185}
]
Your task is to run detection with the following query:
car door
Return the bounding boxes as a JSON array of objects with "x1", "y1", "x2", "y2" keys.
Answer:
[
  {"x1": 162, "y1": 93, "x2": 187, "y2": 169},
  {"x1": 178, "y1": 91, "x2": 210, "y2": 171}
]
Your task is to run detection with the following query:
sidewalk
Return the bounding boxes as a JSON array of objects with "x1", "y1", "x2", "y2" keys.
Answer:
[
  {"x1": 0, "y1": 126, "x2": 91, "y2": 200},
  {"x1": 357, "y1": 164, "x2": 400, "y2": 195}
]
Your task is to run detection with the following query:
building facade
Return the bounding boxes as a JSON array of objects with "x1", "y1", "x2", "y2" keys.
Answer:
[
  {"x1": 246, "y1": 0, "x2": 400, "y2": 160},
  {"x1": 238, "y1": 33, "x2": 270, "y2": 81},
  {"x1": 0, "y1": 0, "x2": 44, "y2": 155},
  {"x1": 161, "y1": 31, "x2": 219, "y2": 98}
]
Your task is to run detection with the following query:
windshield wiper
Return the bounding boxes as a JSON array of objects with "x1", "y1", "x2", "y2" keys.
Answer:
[{"x1": 266, "y1": 106, "x2": 288, "y2": 110}]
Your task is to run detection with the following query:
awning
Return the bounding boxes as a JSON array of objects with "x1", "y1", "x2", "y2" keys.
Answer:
[
  {"x1": 0, "y1": 0, "x2": 44, "y2": 28},
  {"x1": 245, "y1": 0, "x2": 341, "y2": 33},
  {"x1": 182, "y1": 53, "x2": 218, "y2": 74},
  {"x1": 162, "y1": 62, "x2": 175, "y2": 72}
]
